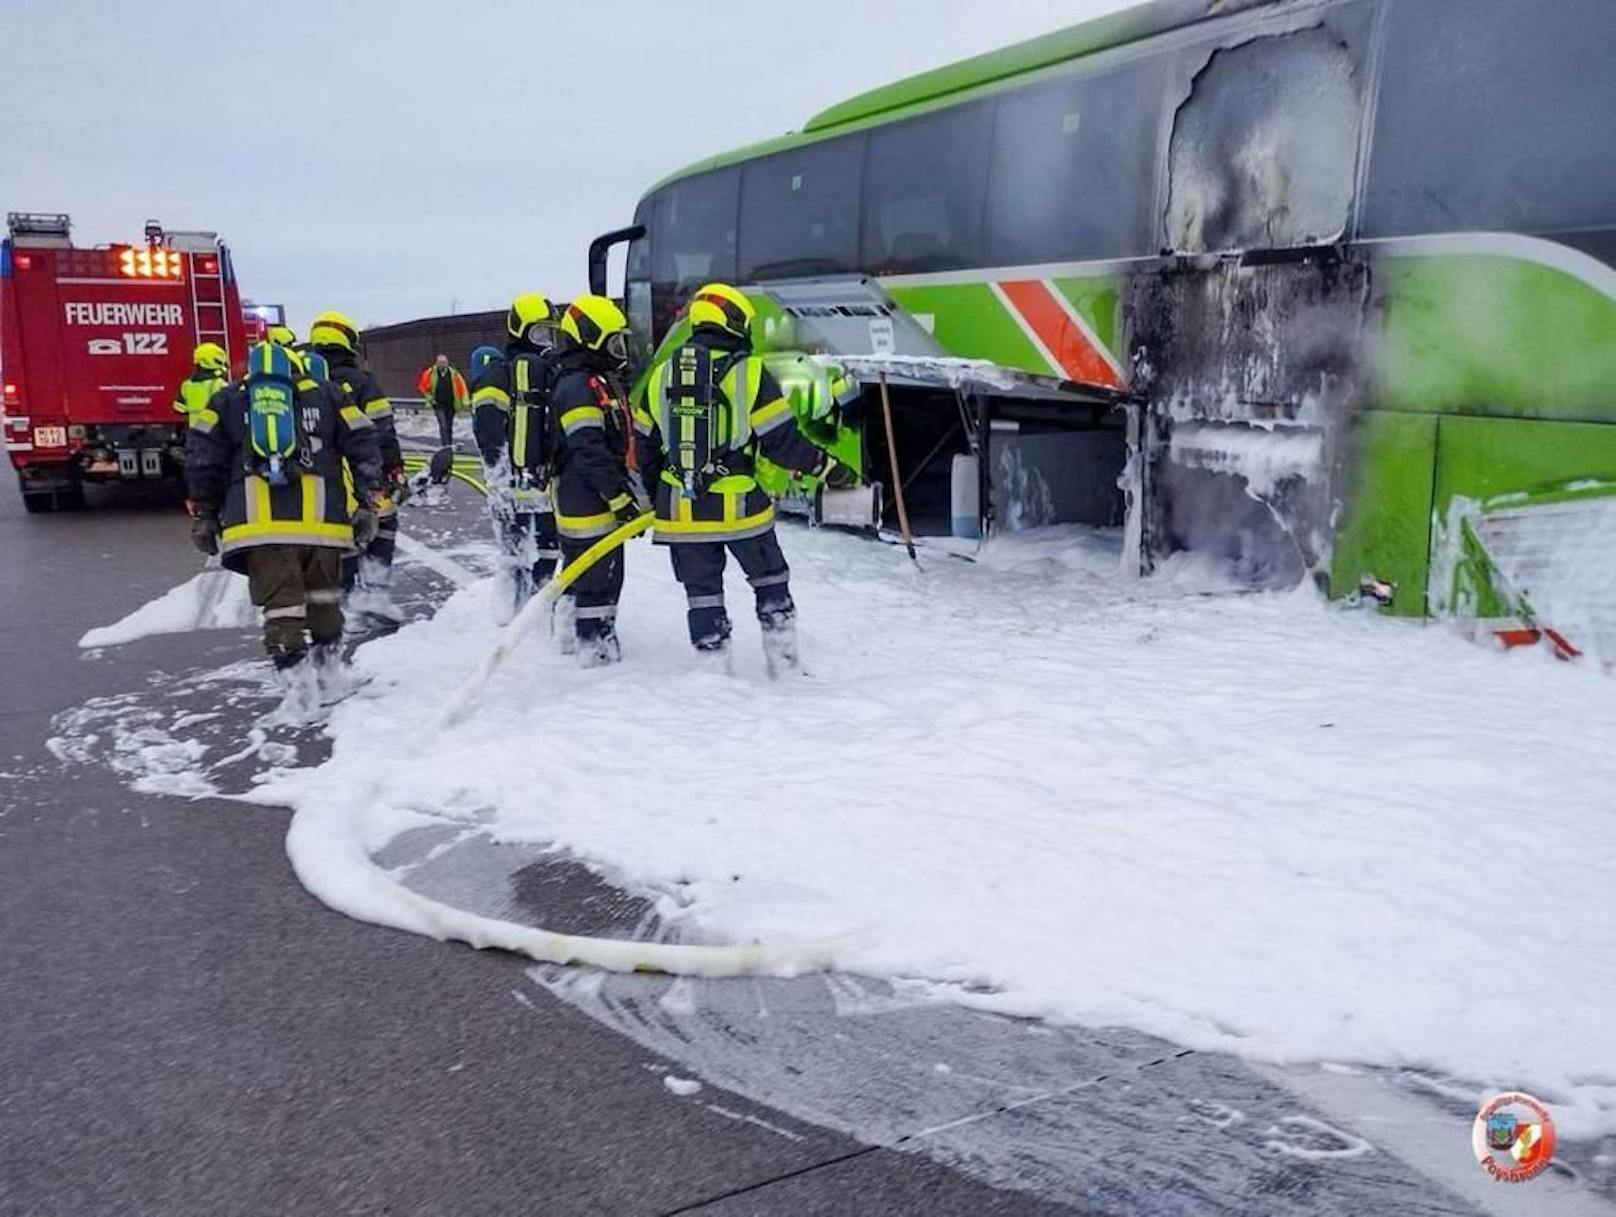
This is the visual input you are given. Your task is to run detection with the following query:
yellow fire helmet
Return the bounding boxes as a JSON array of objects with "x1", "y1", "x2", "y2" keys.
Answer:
[
  {"x1": 265, "y1": 324, "x2": 298, "y2": 349},
  {"x1": 559, "y1": 294, "x2": 630, "y2": 366},
  {"x1": 192, "y1": 341, "x2": 228, "y2": 373},
  {"x1": 688, "y1": 282, "x2": 755, "y2": 341},
  {"x1": 506, "y1": 292, "x2": 558, "y2": 344},
  {"x1": 309, "y1": 310, "x2": 361, "y2": 353}
]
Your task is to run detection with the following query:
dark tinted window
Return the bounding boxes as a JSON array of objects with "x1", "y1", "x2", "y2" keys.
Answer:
[
  {"x1": 625, "y1": 196, "x2": 653, "y2": 284},
  {"x1": 650, "y1": 169, "x2": 739, "y2": 292},
  {"x1": 986, "y1": 61, "x2": 1164, "y2": 263},
  {"x1": 649, "y1": 169, "x2": 738, "y2": 338},
  {"x1": 739, "y1": 136, "x2": 864, "y2": 280},
  {"x1": 625, "y1": 198, "x2": 654, "y2": 356},
  {"x1": 863, "y1": 102, "x2": 993, "y2": 273},
  {"x1": 1363, "y1": 0, "x2": 1616, "y2": 237}
]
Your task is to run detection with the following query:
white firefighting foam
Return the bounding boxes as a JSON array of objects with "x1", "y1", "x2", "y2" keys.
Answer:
[{"x1": 237, "y1": 524, "x2": 1616, "y2": 1135}]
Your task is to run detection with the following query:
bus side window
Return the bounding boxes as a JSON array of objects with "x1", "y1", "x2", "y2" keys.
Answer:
[
  {"x1": 738, "y1": 135, "x2": 864, "y2": 281},
  {"x1": 985, "y1": 60, "x2": 1164, "y2": 265},
  {"x1": 1361, "y1": 0, "x2": 1616, "y2": 249},
  {"x1": 625, "y1": 197, "x2": 655, "y2": 357},
  {"x1": 862, "y1": 102, "x2": 993, "y2": 275},
  {"x1": 1164, "y1": 20, "x2": 1370, "y2": 254},
  {"x1": 650, "y1": 169, "x2": 739, "y2": 336}
]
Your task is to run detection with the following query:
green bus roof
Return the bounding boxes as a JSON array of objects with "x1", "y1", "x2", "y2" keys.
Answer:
[{"x1": 644, "y1": 0, "x2": 1214, "y2": 196}]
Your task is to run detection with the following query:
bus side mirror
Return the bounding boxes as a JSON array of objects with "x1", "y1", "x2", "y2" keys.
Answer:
[{"x1": 587, "y1": 224, "x2": 646, "y2": 298}]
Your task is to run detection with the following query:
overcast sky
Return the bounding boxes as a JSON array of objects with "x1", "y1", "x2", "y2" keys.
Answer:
[{"x1": 4, "y1": 0, "x2": 1132, "y2": 332}]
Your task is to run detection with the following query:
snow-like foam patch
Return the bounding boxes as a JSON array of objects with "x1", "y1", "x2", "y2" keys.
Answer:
[
  {"x1": 79, "y1": 567, "x2": 256, "y2": 648},
  {"x1": 250, "y1": 525, "x2": 1616, "y2": 1136}
]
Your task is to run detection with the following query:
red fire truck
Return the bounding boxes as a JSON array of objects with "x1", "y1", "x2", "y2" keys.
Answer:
[{"x1": 1, "y1": 212, "x2": 249, "y2": 512}]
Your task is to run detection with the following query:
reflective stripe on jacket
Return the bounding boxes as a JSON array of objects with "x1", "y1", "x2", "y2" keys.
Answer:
[
  {"x1": 417, "y1": 364, "x2": 469, "y2": 409},
  {"x1": 635, "y1": 337, "x2": 823, "y2": 544},
  {"x1": 173, "y1": 370, "x2": 227, "y2": 418},
  {"x1": 185, "y1": 378, "x2": 384, "y2": 573}
]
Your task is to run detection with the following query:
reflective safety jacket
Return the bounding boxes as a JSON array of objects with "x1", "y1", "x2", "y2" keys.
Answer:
[
  {"x1": 318, "y1": 346, "x2": 401, "y2": 513},
  {"x1": 185, "y1": 377, "x2": 384, "y2": 573},
  {"x1": 471, "y1": 345, "x2": 558, "y2": 485},
  {"x1": 172, "y1": 368, "x2": 227, "y2": 420},
  {"x1": 635, "y1": 329, "x2": 824, "y2": 544},
  {"x1": 417, "y1": 363, "x2": 469, "y2": 410},
  {"x1": 549, "y1": 352, "x2": 635, "y2": 542}
]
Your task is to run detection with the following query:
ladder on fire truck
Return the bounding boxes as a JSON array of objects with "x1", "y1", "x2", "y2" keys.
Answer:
[{"x1": 168, "y1": 229, "x2": 232, "y2": 368}]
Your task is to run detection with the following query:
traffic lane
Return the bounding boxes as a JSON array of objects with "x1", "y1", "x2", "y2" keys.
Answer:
[
  {"x1": 0, "y1": 479, "x2": 198, "y2": 717},
  {"x1": 0, "y1": 489, "x2": 1079, "y2": 1216}
]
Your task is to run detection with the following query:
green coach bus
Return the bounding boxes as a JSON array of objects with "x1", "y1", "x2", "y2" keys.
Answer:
[{"x1": 589, "y1": 0, "x2": 1616, "y2": 654}]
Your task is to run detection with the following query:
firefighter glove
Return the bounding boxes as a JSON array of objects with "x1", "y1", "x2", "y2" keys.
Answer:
[
  {"x1": 352, "y1": 507, "x2": 380, "y2": 549},
  {"x1": 817, "y1": 455, "x2": 858, "y2": 490},
  {"x1": 190, "y1": 512, "x2": 221, "y2": 556},
  {"x1": 608, "y1": 491, "x2": 641, "y2": 527}
]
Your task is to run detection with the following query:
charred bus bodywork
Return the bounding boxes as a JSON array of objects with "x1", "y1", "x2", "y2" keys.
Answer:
[{"x1": 593, "y1": 0, "x2": 1616, "y2": 654}]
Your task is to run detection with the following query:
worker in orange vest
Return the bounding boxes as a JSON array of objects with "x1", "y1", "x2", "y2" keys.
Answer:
[{"x1": 417, "y1": 354, "x2": 469, "y2": 448}]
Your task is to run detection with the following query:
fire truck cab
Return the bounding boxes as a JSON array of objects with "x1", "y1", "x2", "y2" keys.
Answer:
[{"x1": 0, "y1": 212, "x2": 248, "y2": 512}]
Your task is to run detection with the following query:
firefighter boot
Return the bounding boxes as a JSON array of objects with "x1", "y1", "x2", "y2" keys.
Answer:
[
  {"x1": 575, "y1": 610, "x2": 621, "y2": 668},
  {"x1": 270, "y1": 653, "x2": 321, "y2": 724},
  {"x1": 693, "y1": 615, "x2": 734, "y2": 675},
  {"x1": 311, "y1": 640, "x2": 358, "y2": 705},
  {"x1": 553, "y1": 592, "x2": 578, "y2": 655},
  {"x1": 758, "y1": 603, "x2": 800, "y2": 679}
]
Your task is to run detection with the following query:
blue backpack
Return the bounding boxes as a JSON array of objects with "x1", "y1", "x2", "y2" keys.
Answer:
[{"x1": 244, "y1": 343, "x2": 301, "y2": 485}]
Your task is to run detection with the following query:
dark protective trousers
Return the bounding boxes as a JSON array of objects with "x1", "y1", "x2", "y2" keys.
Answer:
[
  {"x1": 558, "y1": 536, "x2": 623, "y2": 644},
  {"x1": 667, "y1": 528, "x2": 794, "y2": 650},
  {"x1": 342, "y1": 511, "x2": 398, "y2": 592},
  {"x1": 244, "y1": 545, "x2": 344, "y2": 666},
  {"x1": 433, "y1": 404, "x2": 455, "y2": 448},
  {"x1": 494, "y1": 504, "x2": 561, "y2": 590}
]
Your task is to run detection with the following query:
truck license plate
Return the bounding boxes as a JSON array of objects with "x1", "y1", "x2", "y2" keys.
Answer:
[{"x1": 33, "y1": 426, "x2": 66, "y2": 449}]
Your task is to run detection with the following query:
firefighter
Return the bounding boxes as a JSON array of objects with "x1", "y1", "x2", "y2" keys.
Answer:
[
  {"x1": 550, "y1": 294, "x2": 645, "y2": 665},
  {"x1": 171, "y1": 342, "x2": 230, "y2": 422},
  {"x1": 471, "y1": 298, "x2": 569, "y2": 625},
  {"x1": 266, "y1": 324, "x2": 298, "y2": 349},
  {"x1": 634, "y1": 282, "x2": 838, "y2": 676},
  {"x1": 185, "y1": 342, "x2": 383, "y2": 690},
  {"x1": 308, "y1": 310, "x2": 404, "y2": 618},
  {"x1": 417, "y1": 354, "x2": 469, "y2": 448}
]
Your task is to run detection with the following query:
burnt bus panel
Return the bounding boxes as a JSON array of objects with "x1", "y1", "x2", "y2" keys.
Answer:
[
  {"x1": 1128, "y1": 252, "x2": 1372, "y2": 586},
  {"x1": 1165, "y1": 24, "x2": 1368, "y2": 254},
  {"x1": 1129, "y1": 3, "x2": 1379, "y2": 586}
]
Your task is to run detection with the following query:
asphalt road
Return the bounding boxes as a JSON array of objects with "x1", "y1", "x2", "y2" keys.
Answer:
[
  {"x1": 3, "y1": 461, "x2": 1610, "y2": 1217},
  {"x1": 0, "y1": 476, "x2": 1075, "y2": 1217}
]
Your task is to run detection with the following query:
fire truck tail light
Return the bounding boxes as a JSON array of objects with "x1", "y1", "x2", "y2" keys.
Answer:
[
  {"x1": 2, "y1": 382, "x2": 18, "y2": 401},
  {"x1": 68, "y1": 424, "x2": 86, "y2": 440},
  {"x1": 198, "y1": 256, "x2": 217, "y2": 273},
  {"x1": 13, "y1": 254, "x2": 33, "y2": 270}
]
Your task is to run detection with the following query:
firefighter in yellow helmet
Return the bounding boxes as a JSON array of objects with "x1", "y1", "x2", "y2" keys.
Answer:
[
  {"x1": 185, "y1": 342, "x2": 383, "y2": 693},
  {"x1": 266, "y1": 324, "x2": 298, "y2": 349},
  {"x1": 470, "y1": 292, "x2": 568, "y2": 625},
  {"x1": 549, "y1": 294, "x2": 646, "y2": 665},
  {"x1": 633, "y1": 282, "x2": 837, "y2": 676},
  {"x1": 171, "y1": 342, "x2": 229, "y2": 422},
  {"x1": 308, "y1": 310, "x2": 404, "y2": 624}
]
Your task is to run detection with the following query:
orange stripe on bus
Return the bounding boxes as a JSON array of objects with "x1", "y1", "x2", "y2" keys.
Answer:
[{"x1": 998, "y1": 279, "x2": 1125, "y2": 390}]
